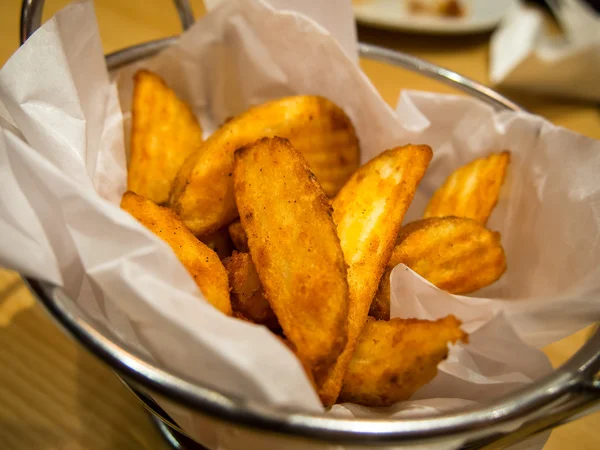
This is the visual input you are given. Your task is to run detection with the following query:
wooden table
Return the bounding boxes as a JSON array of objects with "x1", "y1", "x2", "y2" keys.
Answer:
[{"x1": 0, "y1": 1, "x2": 598, "y2": 449}]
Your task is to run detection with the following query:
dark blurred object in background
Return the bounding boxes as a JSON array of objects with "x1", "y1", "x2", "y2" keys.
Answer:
[{"x1": 526, "y1": 0, "x2": 600, "y2": 14}]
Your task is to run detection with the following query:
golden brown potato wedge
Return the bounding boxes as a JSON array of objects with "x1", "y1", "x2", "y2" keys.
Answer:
[
  {"x1": 121, "y1": 191, "x2": 231, "y2": 315},
  {"x1": 170, "y1": 95, "x2": 360, "y2": 236},
  {"x1": 339, "y1": 315, "x2": 467, "y2": 407},
  {"x1": 423, "y1": 151, "x2": 510, "y2": 225},
  {"x1": 318, "y1": 144, "x2": 432, "y2": 406},
  {"x1": 223, "y1": 251, "x2": 279, "y2": 331},
  {"x1": 228, "y1": 220, "x2": 249, "y2": 253},
  {"x1": 374, "y1": 218, "x2": 506, "y2": 306},
  {"x1": 128, "y1": 70, "x2": 204, "y2": 205},
  {"x1": 234, "y1": 137, "x2": 349, "y2": 384},
  {"x1": 198, "y1": 227, "x2": 234, "y2": 260}
]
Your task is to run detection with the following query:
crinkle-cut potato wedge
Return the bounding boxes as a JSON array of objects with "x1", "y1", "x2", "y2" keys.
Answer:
[
  {"x1": 170, "y1": 95, "x2": 360, "y2": 236},
  {"x1": 424, "y1": 151, "x2": 510, "y2": 225},
  {"x1": 339, "y1": 316, "x2": 467, "y2": 407},
  {"x1": 233, "y1": 137, "x2": 349, "y2": 384},
  {"x1": 223, "y1": 251, "x2": 279, "y2": 331},
  {"x1": 228, "y1": 220, "x2": 249, "y2": 253},
  {"x1": 380, "y1": 217, "x2": 506, "y2": 298},
  {"x1": 128, "y1": 70, "x2": 204, "y2": 205},
  {"x1": 318, "y1": 144, "x2": 433, "y2": 406},
  {"x1": 121, "y1": 191, "x2": 231, "y2": 315},
  {"x1": 199, "y1": 227, "x2": 234, "y2": 260}
]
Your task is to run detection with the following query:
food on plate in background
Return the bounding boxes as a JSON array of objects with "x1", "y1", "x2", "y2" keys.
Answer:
[
  {"x1": 128, "y1": 71, "x2": 204, "y2": 205},
  {"x1": 169, "y1": 95, "x2": 360, "y2": 236},
  {"x1": 339, "y1": 315, "x2": 467, "y2": 406},
  {"x1": 318, "y1": 144, "x2": 432, "y2": 406},
  {"x1": 234, "y1": 137, "x2": 350, "y2": 386},
  {"x1": 424, "y1": 151, "x2": 510, "y2": 225},
  {"x1": 407, "y1": 0, "x2": 466, "y2": 18},
  {"x1": 121, "y1": 191, "x2": 232, "y2": 315}
]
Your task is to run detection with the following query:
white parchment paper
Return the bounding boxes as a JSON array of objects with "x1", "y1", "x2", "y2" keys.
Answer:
[{"x1": 1, "y1": 0, "x2": 599, "y2": 449}]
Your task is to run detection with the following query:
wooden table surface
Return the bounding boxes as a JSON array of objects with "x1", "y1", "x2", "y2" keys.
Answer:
[{"x1": 0, "y1": 1, "x2": 598, "y2": 449}]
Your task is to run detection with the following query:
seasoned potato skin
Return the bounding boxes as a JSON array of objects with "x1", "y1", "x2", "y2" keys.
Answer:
[
  {"x1": 318, "y1": 144, "x2": 432, "y2": 406},
  {"x1": 424, "y1": 151, "x2": 510, "y2": 225},
  {"x1": 339, "y1": 315, "x2": 467, "y2": 407},
  {"x1": 223, "y1": 251, "x2": 280, "y2": 331},
  {"x1": 228, "y1": 220, "x2": 249, "y2": 253},
  {"x1": 121, "y1": 191, "x2": 231, "y2": 315},
  {"x1": 373, "y1": 217, "x2": 507, "y2": 319},
  {"x1": 128, "y1": 70, "x2": 203, "y2": 205},
  {"x1": 233, "y1": 137, "x2": 349, "y2": 385},
  {"x1": 170, "y1": 95, "x2": 360, "y2": 236}
]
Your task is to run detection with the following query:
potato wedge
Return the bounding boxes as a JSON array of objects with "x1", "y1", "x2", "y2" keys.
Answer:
[
  {"x1": 170, "y1": 95, "x2": 360, "y2": 236},
  {"x1": 374, "y1": 218, "x2": 506, "y2": 306},
  {"x1": 199, "y1": 227, "x2": 234, "y2": 260},
  {"x1": 121, "y1": 191, "x2": 231, "y2": 315},
  {"x1": 424, "y1": 151, "x2": 510, "y2": 225},
  {"x1": 339, "y1": 316, "x2": 467, "y2": 407},
  {"x1": 318, "y1": 144, "x2": 432, "y2": 406},
  {"x1": 233, "y1": 137, "x2": 349, "y2": 384},
  {"x1": 128, "y1": 70, "x2": 204, "y2": 205},
  {"x1": 228, "y1": 220, "x2": 249, "y2": 253},
  {"x1": 223, "y1": 251, "x2": 279, "y2": 331}
]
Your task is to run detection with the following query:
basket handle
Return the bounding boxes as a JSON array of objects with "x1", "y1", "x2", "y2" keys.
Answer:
[{"x1": 20, "y1": 0, "x2": 196, "y2": 46}]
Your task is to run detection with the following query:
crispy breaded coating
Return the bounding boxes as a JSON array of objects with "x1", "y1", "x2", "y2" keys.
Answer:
[
  {"x1": 228, "y1": 220, "x2": 249, "y2": 253},
  {"x1": 233, "y1": 137, "x2": 349, "y2": 384},
  {"x1": 121, "y1": 191, "x2": 231, "y2": 315},
  {"x1": 318, "y1": 144, "x2": 432, "y2": 406},
  {"x1": 170, "y1": 95, "x2": 360, "y2": 236},
  {"x1": 128, "y1": 70, "x2": 203, "y2": 205},
  {"x1": 339, "y1": 315, "x2": 467, "y2": 407},
  {"x1": 223, "y1": 251, "x2": 279, "y2": 331},
  {"x1": 424, "y1": 151, "x2": 510, "y2": 225}
]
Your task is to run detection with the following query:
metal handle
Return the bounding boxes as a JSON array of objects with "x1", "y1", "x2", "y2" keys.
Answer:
[{"x1": 20, "y1": 0, "x2": 195, "y2": 45}]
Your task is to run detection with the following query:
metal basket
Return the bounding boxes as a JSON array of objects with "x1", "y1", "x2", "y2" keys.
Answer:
[{"x1": 20, "y1": 1, "x2": 600, "y2": 449}]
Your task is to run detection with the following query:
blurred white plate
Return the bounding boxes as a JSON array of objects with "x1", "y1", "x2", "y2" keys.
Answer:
[{"x1": 353, "y1": 0, "x2": 515, "y2": 35}]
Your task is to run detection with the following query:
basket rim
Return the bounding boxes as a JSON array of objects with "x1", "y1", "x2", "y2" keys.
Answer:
[{"x1": 26, "y1": 277, "x2": 600, "y2": 445}]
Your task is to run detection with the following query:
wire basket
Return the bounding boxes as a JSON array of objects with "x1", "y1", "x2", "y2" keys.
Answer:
[{"x1": 19, "y1": 0, "x2": 600, "y2": 449}]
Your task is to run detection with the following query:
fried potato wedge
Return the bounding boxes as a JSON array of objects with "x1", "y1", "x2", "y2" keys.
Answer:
[
  {"x1": 373, "y1": 217, "x2": 506, "y2": 306},
  {"x1": 128, "y1": 70, "x2": 204, "y2": 205},
  {"x1": 318, "y1": 144, "x2": 433, "y2": 406},
  {"x1": 199, "y1": 227, "x2": 234, "y2": 260},
  {"x1": 223, "y1": 251, "x2": 279, "y2": 331},
  {"x1": 339, "y1": 316, "x2": 467, "y2": 407},
  {"x1": 234, "y1": 137, "x2": 349, "y2": 383},
  {"x1": 228, "y1": 220, "x2": 249, "y2": 253},
  {"x1": 170, "y1": 95, "x2": 360, "y2": 236},
  {"x1": 121, "y1": 191, "x2": 231, "y2": 315},
  {"x1": 424, "y1": 151, "x2": 510, "y2": 225}
]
